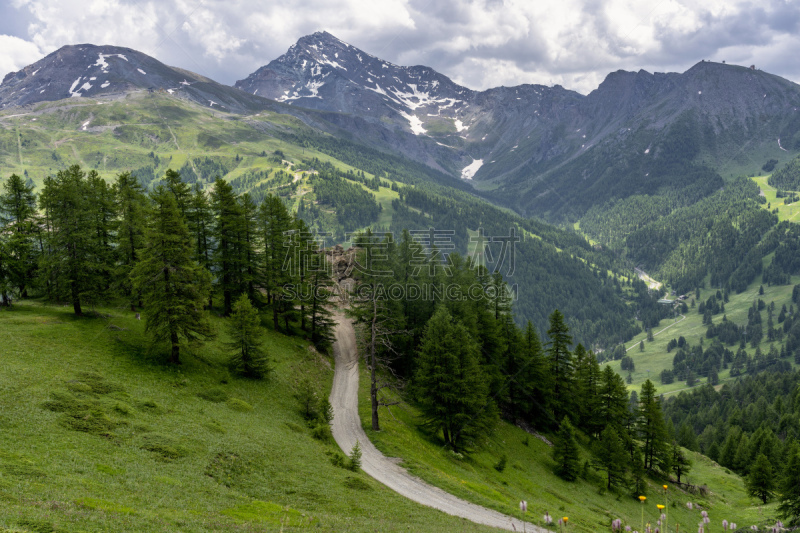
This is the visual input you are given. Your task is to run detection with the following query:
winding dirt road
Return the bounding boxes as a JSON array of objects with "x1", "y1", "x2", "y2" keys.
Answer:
[{"x1": 329, "y1": 311, "x2": 547, "y2": 532}]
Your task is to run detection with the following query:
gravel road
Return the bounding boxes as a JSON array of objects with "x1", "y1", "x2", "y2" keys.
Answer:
[{"x1": 329, "y1": 311, "x2": 548, "y2": 532}]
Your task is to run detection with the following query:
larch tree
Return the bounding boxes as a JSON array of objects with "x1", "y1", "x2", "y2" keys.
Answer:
[
  {"x1": 0, "y1": 173, "x2": 38, "y2": 298},
  {"x1": 553, "y1": 416, "x2": 580, "y2": 481},
  {"x1": 131, "y1": 186, "x2": 213, "y2": 364},
  {"x1": 113, "y1": 171, "x2": 147, "y2": 310},
  {"x1": 747, "y1": 453, "x2": 775, "y2": 504},
  {"x1": 778, "y1": 442, "x2": 800, "y2": 526},
  {"x1": 547, "y1": 309, "x2": 574, "y2": 424},
  {"x1": 226, "y1": 293, "x2": 270, "y2": 378},
  {"x1": 415, "y1": 305, "x2": 494, "y2": 450}
]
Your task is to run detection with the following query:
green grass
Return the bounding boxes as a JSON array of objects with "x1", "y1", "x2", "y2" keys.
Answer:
[
  {"x1": 605, "y1": 272, "x2": 799, "y2": 395},
  {"x1": 0, "y1": 300, "x2": 499, "y2": 532},
  {"x1": 752, "y1": 175, "x2": 800, "y2": 223},
  {"x1": 357, "y1": 369, "x2": 774, "y2": 532}
]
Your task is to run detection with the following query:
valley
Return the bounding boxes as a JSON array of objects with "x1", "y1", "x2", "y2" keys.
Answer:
[{"x1": 2, "y1": 28, "x2": 800, "y2": 533}]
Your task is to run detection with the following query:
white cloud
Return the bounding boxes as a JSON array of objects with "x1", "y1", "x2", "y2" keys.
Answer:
[
  {"x1": 0, "y1": 34, "x2": 41, "y2": 79},
  {"x1": 4, "y1": 0, "x2": 800, "y2": 94}
]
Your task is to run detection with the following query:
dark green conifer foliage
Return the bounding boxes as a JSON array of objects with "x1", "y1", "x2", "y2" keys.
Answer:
[
  {"x1": 638, "y1": 379, "x2": 669, "y2": 472},
  {"x1": 131, "y1": 186, "x2": 213, "y2": 364},
  {"x1": 0, "y1": 173, "x2": 38, "y2": 298},
  {"x1": 258, "y1": 194, "x2": 293, "y2": 330},
  {"x1": 553, "y1": 416, "x2": 580, "y2": 481},
  {"x1": 415, "y1": 306, "x2": 494, "y2": 450},
  {"x1": 211, "y1": 178, "x2": 244, "y2": 316},
  {"x1": 226, "y1": 293, "x2": 270, "y2": 378},
  {"x1": 113, "y1": 172, "x2": 147, "y2": 310},
  {"x1": 547, "y1": 309, "x2": 574, "y2": 423},
  {"x1": 778, "y1": 442, "x2": 800, "y2": 526},
  {"x1": 593, "y1": 425, "x2": 628, "y2": 489},
  {"x1": 39, "y1": 165, "x2": 113, "y2": 315},
  {"x1": 747, "y1": 453, "x2": 775, "y2": 504}
]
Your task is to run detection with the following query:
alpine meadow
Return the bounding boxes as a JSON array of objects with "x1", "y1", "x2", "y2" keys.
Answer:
[{"x1": 4, "y1": 4, "x2": 800, "y2": 532}]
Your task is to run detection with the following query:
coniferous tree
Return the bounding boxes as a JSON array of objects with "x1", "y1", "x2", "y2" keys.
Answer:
[
  {"x1": 0, "y1": 173, "x2": 38, "y2": 298},
  {"x1": 520, "y1": 320, "x2": 551, "y2": 428},
  {"x1": 747, "y1": 453, "x2": 775, "y2": 504},
  {"x1": 258, "y1": 194, "x2": 293, "y2": 329},
  {"x1": 186, "y1": 183, "x2": 214, "y2": 307},
  {"x1": 163, "y1": 168, "x2": 191, "y2": 216},
  {"x1": 39, "y1": 166, "x2": 113, "y2": 315},
  {"x1": 131, "y1": 186, "x2": 213, "y2": 364},
  {"x1": 671, "y1": 441, "x2": 692, "y2": 483},
  {"x1": 593, "y1": 425, "x2": 628, "y2": 489},
  {"x1": 553, "y1": 416, "x2": 580, "y2": 481},
  {"x1": 415, "y1": 306, "x2": 495, "y2": 450},
  {"x1": 211, "y1": 178, "x2": 244, "y2": 316},
  {"x1": 113, "y1": 172, "x2": 147, "y2": 310},
  {"x1": 547, "y1": 309, "x2": 574, "y2": 423},
  {"x1": 778, "y1": 442, "x2": 800, "y2": 526},
  {"x1": 574, "y1": 344, "x2": 601, "y2": 433},
  {"x1": 226, "y1": 293, "x2": 270, "y2": 378},
  {"x1": 638, "y1": 379, "x2": 669, "y2": 472}
]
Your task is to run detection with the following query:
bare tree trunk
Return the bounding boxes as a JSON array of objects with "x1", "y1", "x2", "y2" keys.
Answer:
[{"x1": 371, "y1": 298, "x2": 380, "y2": 431}]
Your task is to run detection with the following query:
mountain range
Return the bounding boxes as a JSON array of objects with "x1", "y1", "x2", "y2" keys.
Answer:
[{"x1": 2, "y1": 31, "x2": 800, "y2": 220}]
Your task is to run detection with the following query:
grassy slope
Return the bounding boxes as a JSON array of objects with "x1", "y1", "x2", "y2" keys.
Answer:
[
  {"x1": 752, "y1": 175, "x2": 800, "y2": 223},
  {"x1": 0, "y1": 301, "x2": 498, "y2": 533},
  {"x1": 605, "y1": 269, "x2": 799, "y2": 395},
  {"x1": 357, "y1": 370, "x2": 773, "y2": 532}
]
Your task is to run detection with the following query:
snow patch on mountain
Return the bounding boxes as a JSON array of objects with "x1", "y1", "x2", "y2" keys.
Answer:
[
  {"x1": 461, "y1": 159, "x2": 483, "y2": 180},
  {"x1": 399, "y1": 110, "x2": 426, "y2": 135}
]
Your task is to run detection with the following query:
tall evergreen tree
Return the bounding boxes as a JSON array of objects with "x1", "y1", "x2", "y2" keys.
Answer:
[
  {"x1": 593, "y1": 425, "x2": 628, "y2": 489},
  {"x1": 520, "y1": 320, "x2": 551, "y2": 427},
  {"x1": 0, "y1": 174, "x2": 38, "y2": 298},
  {"x1": 186, "y1": 183, "x2": 214, "y2": 307},
  {"x1": 553, "y1": 416, "x2": 580, "y2": 481},
  {"x1": 113, "y1": 172, "x2": 147, "y2": 310},
  {"x1": 778, "y1": 442, "x2": 800, "y2": 526},
  {"x1": 131, "y1": 186, "x2": 213, "y2": 364},
  {"x1": 547, "y1": 309, "x2": 574, "y2": 423},
  {"x1": 747, "y1": 453, "x2": 775, "y2": 504},
  {"x1": 211, "y1": 178, "x2": 244, "y2": 316},
  {"x1": 163, "y1": 169, "x2": 191, "y2": 216},
  {"x1": 415, "y1": 306, "x2": 495, "y2": 450},
  {"x1": 226, "y1": 293, "x2": 270, "y2": 378},
  {"x1": 258, "y1": 194, "x2": 293, "y2": 329},
  {"x1": 638, "y1": 379, "x2": 669, "y2": 471},
  {"x1": 39, "y1": 166, "x2": 112, "y2": 315},
  {"x1": 671, "y1": 441, "x2": 692, "y2": 483}
]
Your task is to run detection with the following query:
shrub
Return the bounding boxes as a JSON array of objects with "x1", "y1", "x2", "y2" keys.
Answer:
[
  {"x1": 226, "y1": 398, "x2": 253, "y2": 412},
  {"x1": 198, "y1": 388, "x2": 229, "y2": 403},
  {"x1": 348, "y1": 441, "x2": 362, "y2": 471},
  {"x1": 494, "y1": 453, "x2": 508, "y2": 472}
]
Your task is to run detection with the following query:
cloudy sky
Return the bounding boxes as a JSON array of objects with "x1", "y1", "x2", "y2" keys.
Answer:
[{"x1": 1, "y1": 0, "x2": 800, "y2": 94}]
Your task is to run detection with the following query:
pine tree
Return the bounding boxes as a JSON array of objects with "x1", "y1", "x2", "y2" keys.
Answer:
[
  {"x1": 553, "y1": 416, "x2": 580, "y2": 481},
  {"x1": 671, "y1": 441, "x2": 692, "y2": 483},
  {"x1": 226, "y1": 293, "x2": 270, "y2": 378},
  {"x1": 547, "y1": 309, "x2": 573, "y2": 423},
  {"x1": 593, "y1": 425, "x2": 628, "y2": 489},
  {"x1": 113, "y1": 172, "x2": 147, "y2": 310},
  {"x1": 0, "y1": 173, "x2": 38, "y2": 298},
  {"x1": 163, "y1": 168, "x2": 191, "y2": 216},
  {"x1": 747, "y1": 453, "x2": 775, "y2": 504},
  {"x1": 186, "y1": 183, "x2": 214, "y2": 307},
  {"x1": 574, "y1": 344, "x2": 601, "y2": 433},
  {"x1": 131, "y1": 186, "x2": 213, "y2": 364},
  {"x1": 258, "y1": 194, "x2": 293, "y2": 330},
  {"x1": 211, "y1": 178, "x2": 244, "y2": 316},
  {"x1": 415, "y1": 306, "x2": 495, "y2": 450},
  {"x1": 520, "y1": 320, "x2": 551, "y2": 428},
  {"x1": 638, "y1": 379, "x2": 669, "y2": 472},
  {"x1": 38, "y1": 166, "x2": 113, "y2": 315},
  {"x1": 778, "y1": 442, "x2": 800, "y2": 526}
]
